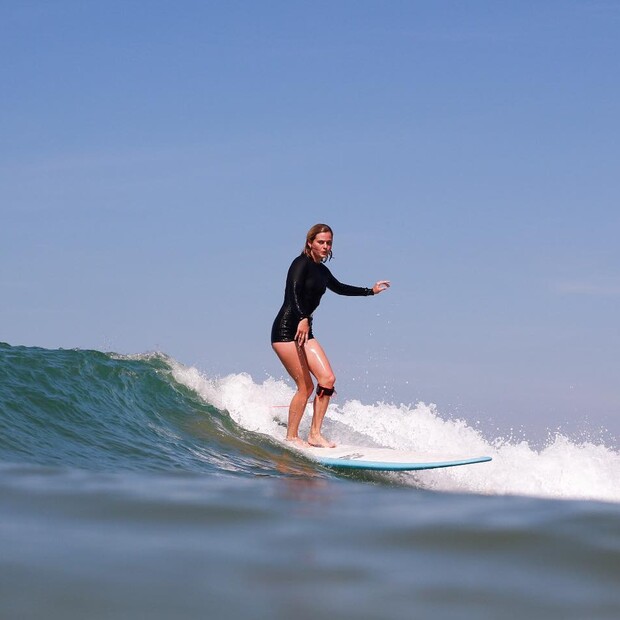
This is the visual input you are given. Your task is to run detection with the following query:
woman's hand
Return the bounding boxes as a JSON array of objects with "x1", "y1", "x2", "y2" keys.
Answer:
[
  {"x1": 295, "y1": 318, "x2": 310, "y2": 346},
  {"x1": 372, "y1": 280, "x2": 391, "y2": 294}
]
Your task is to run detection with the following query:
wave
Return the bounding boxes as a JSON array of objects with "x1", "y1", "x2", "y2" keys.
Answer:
[
  {"x1": 0, "y1": 343, "x2": 283, "y2": 477},
  {"x1": 1, "y1": 342, "x2": 618, "y2": 503}
]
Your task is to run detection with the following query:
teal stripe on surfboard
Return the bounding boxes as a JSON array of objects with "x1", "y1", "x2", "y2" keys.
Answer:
[{"x1": 314, "y1": 455, "x2": 492, "y2": 471}]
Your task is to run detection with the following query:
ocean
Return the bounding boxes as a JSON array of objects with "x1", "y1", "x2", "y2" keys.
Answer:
[{"x1": 1, "y1": 342, "x2": 619, "y2": 619}]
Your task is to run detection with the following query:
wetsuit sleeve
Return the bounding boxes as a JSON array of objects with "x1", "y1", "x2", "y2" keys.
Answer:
[
  {"x1": 286, "y1": 256, "x2": 311, "y2": 320},
  {"x1": 325, "y1": 268, "x2": 374, "y2": 297}
]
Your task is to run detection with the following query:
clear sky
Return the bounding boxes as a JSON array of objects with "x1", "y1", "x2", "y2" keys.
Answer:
[{"x1": 2, "y1": 1, "x2": 619, "y2": 439}]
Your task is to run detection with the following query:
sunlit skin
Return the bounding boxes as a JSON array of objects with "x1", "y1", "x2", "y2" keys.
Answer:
[
  {"x1": 308, "y1": 232, "x2": 332, "y2": 264},
  {"x1": 272, "y1": 231, "x2": 390, "y2": 448}
]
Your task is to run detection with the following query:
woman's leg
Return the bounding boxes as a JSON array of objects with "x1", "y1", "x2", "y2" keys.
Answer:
[
  {"x1": 303, "y1": 339, "x2": 337, "y2": 448},
  {"x1": 272, "y1": 342, "x2": 315, "y2": 445}
]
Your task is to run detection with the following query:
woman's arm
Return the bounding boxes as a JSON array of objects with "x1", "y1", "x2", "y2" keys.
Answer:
[
  {"x1": 325, "y1": 268, "x2": 390, "y2": 296},
  {"x1": 286, "y1": 256, "x2": 311, "y2": 320}
]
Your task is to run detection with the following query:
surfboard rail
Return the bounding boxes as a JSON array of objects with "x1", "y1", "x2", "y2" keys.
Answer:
[{"x1": 296, "y1": 444, "x2": 493, "y2": 472}]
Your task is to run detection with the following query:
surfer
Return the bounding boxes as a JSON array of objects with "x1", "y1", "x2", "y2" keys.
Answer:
[{"x1": 271, "y1": 223, "x2": 390, "y2": 448}]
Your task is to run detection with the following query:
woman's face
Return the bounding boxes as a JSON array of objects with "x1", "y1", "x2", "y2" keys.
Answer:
[{"x1": 308, "y1": 232, "x2": 333, "y2": 262}]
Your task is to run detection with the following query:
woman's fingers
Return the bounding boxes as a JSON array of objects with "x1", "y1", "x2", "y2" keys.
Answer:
[
  {"x1": 374, "y1": 280, "x2": 391, "y2": 293},
  {"x1": 296, "y1": 318, "x2": 309, "y2": 345}
]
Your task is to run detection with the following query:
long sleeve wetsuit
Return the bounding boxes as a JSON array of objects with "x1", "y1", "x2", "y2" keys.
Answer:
[{"x1": 271, "y1": 254, "x2": 374, "y2": 343}]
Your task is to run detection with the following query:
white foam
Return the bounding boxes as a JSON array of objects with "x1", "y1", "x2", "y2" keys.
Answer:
[{"x1": 169, "y1": 364, "x2": 620, "y2": 503}]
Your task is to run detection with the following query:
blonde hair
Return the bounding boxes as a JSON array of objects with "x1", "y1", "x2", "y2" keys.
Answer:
[{"x1": 302, "y1": 223, "x2": 333, "y2": 261}]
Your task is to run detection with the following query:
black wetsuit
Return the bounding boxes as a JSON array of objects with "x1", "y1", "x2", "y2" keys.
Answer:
[{"x1": 271, "y1": 254, "x2": 374, "y2": 343}]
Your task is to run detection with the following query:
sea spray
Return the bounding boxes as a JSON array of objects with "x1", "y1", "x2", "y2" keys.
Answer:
[{"x1": 169, "y1": 360, "x2": 620, "y2": 503}]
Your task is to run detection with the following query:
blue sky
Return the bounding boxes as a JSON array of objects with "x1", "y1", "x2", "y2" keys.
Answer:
[{"x1": 2, "y1": 1, "x2": 619, "y2": 439}]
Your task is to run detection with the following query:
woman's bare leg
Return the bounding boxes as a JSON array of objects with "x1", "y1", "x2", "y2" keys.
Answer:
[
  {"x1": 272, "y1": 342, "x2": 314, "y2": 445},
  {"x1": 303, "y1": 339, "x2": 337, "y2": 448}
]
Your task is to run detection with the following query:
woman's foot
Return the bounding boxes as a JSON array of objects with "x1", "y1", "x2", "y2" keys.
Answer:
[
  {"x1": 285, "y1": 436, "x2": 309, "y2": 448},
  {"x1": 307, "y1": 434, "x2": 336, "y2": 448}
]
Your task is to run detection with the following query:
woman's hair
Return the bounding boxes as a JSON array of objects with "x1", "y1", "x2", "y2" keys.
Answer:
[{"x1": 302, "y1": 223, "x2": 334, "y2": 261}]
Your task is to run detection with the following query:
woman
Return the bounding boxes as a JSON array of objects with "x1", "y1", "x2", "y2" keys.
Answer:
[{"x1": 271, "y1": 223, "x2": 390, "y2": 448}]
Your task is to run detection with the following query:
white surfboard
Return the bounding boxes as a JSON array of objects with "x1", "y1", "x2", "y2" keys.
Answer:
[{"x1": 297, "y1": 444, "x2": 492, "y2": 471}]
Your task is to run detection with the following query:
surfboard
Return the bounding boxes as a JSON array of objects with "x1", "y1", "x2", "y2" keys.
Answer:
[{"x1": 298, "y1": 444, "x2": 492, "y2": 471}]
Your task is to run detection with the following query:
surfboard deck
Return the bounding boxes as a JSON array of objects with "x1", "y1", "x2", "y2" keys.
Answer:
[{"x1": 297, "y1": 444, "x2": 492, "y2": 471}]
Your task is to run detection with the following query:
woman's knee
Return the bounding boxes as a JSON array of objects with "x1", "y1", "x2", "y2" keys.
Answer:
[
  {"x1": 319, "y1": 372, "x2": 336, "y2": 388},
  {"x1": 295, "y1": 379, "x2": 314, "y2": 401}
]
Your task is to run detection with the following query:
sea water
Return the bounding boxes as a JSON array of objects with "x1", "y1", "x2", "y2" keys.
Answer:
[{"x1": 1, "y1": 342, "x2": 619, "y2": 619}]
